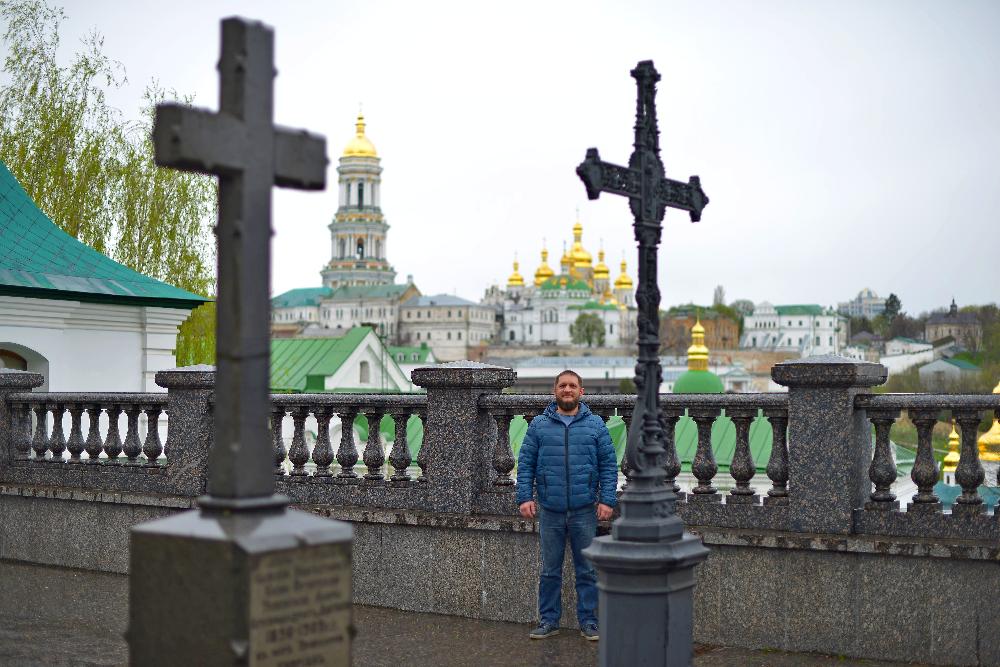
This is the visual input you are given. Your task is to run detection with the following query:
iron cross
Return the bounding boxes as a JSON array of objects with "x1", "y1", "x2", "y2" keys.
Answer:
[
  {"x1": 577, "y1": 60, "x2": 708, "y2": 541},
  {"x1": 153, "y1": 18, "x2": 327, "y2": 506}
]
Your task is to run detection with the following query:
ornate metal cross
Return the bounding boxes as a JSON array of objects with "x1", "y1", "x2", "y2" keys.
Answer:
[
  {"x1": 577, "y1": 60, "x2": 709, "y2": 541},
  {"x1": 153, "y1": 18, "x2": 327, "y2": 507}
]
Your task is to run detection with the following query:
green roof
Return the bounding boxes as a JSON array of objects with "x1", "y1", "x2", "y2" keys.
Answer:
[
  {"x1": 943, "y1": 357, "x2": 980, "y2": 371},
  {"x1": 0, "y1": 161, "x2": 208, "y2": 309},
  {"x1": 540, "y1": 275, "x2": 590, "y2": 292},
  {"x1": 673, "y1": 369, "x2": 725, "y2": 394},
  {"x1": 330, "y1": 284, "x2": 411, "y2": 300},
  {"x1": 775, "y1": 305, "x2": 824, "y2": 316},
  {"x1": 388, "y1": 344, "x2": 434, "y2": 364},
  {"x1": 270, "y1": 327, "x2": 371, "y2": 392},
  {"x1": 568, "y1": 300, "x2": 619, "y2": 311},
  {"x1": 272, "y1": 287, "x2": 332, "y2": 309}
]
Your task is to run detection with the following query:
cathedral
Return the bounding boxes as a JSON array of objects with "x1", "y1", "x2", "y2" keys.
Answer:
[{"x1": 489, "y1": 220, "x2": 637, "y2": 347}]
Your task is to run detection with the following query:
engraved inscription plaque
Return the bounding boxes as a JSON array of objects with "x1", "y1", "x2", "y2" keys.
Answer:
[{"x1": 249, "y1": 542, "x2": 352, "y2": 667}]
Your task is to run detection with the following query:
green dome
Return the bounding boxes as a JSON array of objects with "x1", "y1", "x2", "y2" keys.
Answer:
[{"x1": 673, "y1": 369, "x2": 725, "y2": 394}]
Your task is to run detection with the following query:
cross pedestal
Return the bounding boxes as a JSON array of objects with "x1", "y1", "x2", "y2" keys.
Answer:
[{"x1": 127, "y1": 18, "x2": 351, "y2": 666}]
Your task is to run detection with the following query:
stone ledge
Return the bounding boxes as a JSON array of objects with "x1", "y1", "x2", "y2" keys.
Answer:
[
  {"x1": 299, "y1": 504, "x2": 540, "y2": 534},
  {"x1": 0, "y1": 483, "x2": 194, "y2": 509}
]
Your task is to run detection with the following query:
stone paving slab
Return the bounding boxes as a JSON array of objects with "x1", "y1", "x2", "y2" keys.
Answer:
[{"x1": 0, "y1": 560, "x2": 930, "y2": 667}]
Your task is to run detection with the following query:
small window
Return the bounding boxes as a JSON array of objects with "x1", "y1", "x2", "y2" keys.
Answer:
[
  {"x1": 447, "y1": 332, "x2": 452, "y2": 340},
  {"x1": 509, "y1": 331, "x2": 515, "y2": 341},
  {"x1": 357, "y1": 182, "x2": 364, "y2": 207},
  {"x1": 416, "y1": 332, "x2": 420, "y2": 341},
  {"x1": 457, "y1": 332, "x2": 462, "y2": 340},
  {"x1": 359, "y1": 361, "x2": 370, "y2": 384}
]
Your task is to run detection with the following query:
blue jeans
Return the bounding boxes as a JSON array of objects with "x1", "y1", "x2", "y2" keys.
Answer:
[{"x1": 537, "y1": 504, "x2": 598, "y2": 627}]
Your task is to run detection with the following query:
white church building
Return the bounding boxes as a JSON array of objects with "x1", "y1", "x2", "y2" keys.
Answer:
[{"x1": 0, "y1": 162, "x2": 207, "y2": 391}]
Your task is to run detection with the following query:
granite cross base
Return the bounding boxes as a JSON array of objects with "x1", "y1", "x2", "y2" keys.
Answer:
[
  {"x1": 583, "y1": 533, "x2": 709, "y2": 667},
  {"x1": 128, "y1": 507, "x2": 352, "y2": 666}
]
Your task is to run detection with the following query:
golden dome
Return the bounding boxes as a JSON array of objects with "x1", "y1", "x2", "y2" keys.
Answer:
[
  {"x1": 942, "y1": 421, "x2": 961, "y2": 473},
  {"x1": 977, "y1": 379, "x2": 1000, "y2": 462},
  {"x1": 614, "y1": 259, "x2": 633, "y2": 290},
  {"x1": 533, "y1": 247, "x2": 555, "y2": 287},
  {"x1": 594, "y1": 248, "x2": 610, "y2": 281},
  {"x1": 559, "y1": 241, "x2": 572, "y2": 272},
  {"x1": 507, "y1": 259, "x2": 524, "y2": 288},
  {"x1": 687, "y1": 317, "x2": 710, "y2": 371},
  {"x1": 342, "y1": 113, "x2": 377, "y2": 157},
  {"x1": 570, "y1": 221, "x2": 593, "y2": 268}
]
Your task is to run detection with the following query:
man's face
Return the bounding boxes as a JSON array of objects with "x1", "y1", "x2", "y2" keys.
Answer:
[{"x1": 554, "y1": 374, "x2": 584, "y2": 412}]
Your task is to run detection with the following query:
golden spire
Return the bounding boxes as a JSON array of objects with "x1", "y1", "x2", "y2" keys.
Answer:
[
  {"x1": 507, "y1": 257, "x2": 525, "y2": 287},
  {"x1": 977, "y1": 378, "x2": 1000, "y2": 462},
  {"x1": 533, "y1": 244, "x2": 555, "y2": 287},
  {"x1": 614, "y1": 257, "x2": 633, "y2": 290},
  {"x1": 942, "y1": 420, "x2": 961, "y2": 473},
  {"x1": 594, "y1": 244, "x2": 610, "y2": 281},
  {"x1": 560, "y1": 240, "x2": 572, "y2": 273},
  {"x1": 342, "y1": 112, "x2": 378, "y2": 157},
  {"x1": 570, "y1": 219, "x2": 593, "y2": 268},
  {"x1": 686, "y1": 315, "x2": 710, "y2": 371}
]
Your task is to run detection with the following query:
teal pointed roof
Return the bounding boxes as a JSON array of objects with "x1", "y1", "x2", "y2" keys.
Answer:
[
  {"x1": 270, "y1": 327, "x2": 372, "y2": 392},
  {"x1": 0, "y1": 161, "x2": 208, "y2": 309}
]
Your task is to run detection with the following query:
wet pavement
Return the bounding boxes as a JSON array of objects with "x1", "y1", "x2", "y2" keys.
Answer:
[{"x1": 0, "y1": 561, "x2": 928, "y2": 666}]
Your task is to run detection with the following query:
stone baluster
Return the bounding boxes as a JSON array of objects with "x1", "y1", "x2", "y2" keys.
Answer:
[
  {"x1": 288, "y1": 407, "x2": 310, "y2": 477},
  {"x1": 660, "y1": 407, "x2": 684, "y2": 499},
  {"x1": 48, "y1": 404, "x2": 67, "y2": 463},
  {"x1": 689, "y1": 408, "x2": 719, "y2": 502},
  {"x1": 728, "y1": 408, "x2": 758, "y2": 504},
  {"x1": 411, "y1": 362, "x2": 516, "y2": 513},
  {"x1": 772, "y1": 356, "x2": 887, "y2": 534},
  {"x1": 84, "y1": 406, "x2": 104, "y2": 462},
  {"x1": 907, "y1": 408, "x2": 941, "y2": 511},
  {"x1": 0, "y1": 369, "x2": 43, "y2": 466},
  {"x1": 953, "y1": 408, "x2": 986, "y2": 516},
  {"x1": 270, "y1": 406, "x2": 287, "y2": 476},
  {"x1": 491, "y1": 411, "x2": 515, "y2": 486},
  {"x1": 123, "y1": 404, "x2": 143, "y2": 463},
  {"x1": 143, "y1": 406, "x2": 164, "y2": 465},
  {"x1": 336, "y1": 409, "x2": 360, "y2": 481},
  {"x1": 763, "y1": 409, "x2": 789, "y2": 505},
  {"x1": 312, "y1": 407, "x2": 334, "y2": 478},
  {"x1": 388, "y1": 411, "x2": 412, "y2": 483},
  {"x1": 103, "y1": 405, "x2": 124, "y2": 463},
  {"x1": 415, "y1": 409, "x2": 428, "y2": 483},
  {"x1": 31, "y1": 404, "x2": 49, "y2": 460},
  {"x1": 865, "y1": 409, "x2": 900, "y2": 510},
  {"x1": 66, "y1": 406, "x2": 85, "y2": 463},
  {"x1": 362, "y1": 410, "x2": 386, "y2": 481},
  {"x1": 155, "y1": 366, "x2": 216, "y2": 496}
]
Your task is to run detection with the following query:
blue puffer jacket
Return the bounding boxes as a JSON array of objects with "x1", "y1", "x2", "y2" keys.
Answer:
[{"x1": 516, "y1": 401, "x2": 618, "y2": 511}]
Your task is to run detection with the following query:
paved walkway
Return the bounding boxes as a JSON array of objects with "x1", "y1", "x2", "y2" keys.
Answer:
[{"x1": 0, "y1": 561, "x2": 929, "y2": 666}]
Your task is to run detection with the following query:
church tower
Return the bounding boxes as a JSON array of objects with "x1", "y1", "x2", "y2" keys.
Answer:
[{"x1": 321, "y1": 114, "x2": 396, "y2": 289}]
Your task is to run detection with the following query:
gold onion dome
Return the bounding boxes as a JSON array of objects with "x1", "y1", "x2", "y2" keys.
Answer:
[
  {"x1": 614, "y1": 259, "x2": 633, "y2": 290},
  {"x1": 570, "y1": 221, "x2": 593, "y2": 268},
  {"x1": 594, "y1": 249, "x2": 610, "y2": 281},
  {"x1": 977, "y1": 379, "x2": 1000, "y2": 462},
  {"x1": 942, "y1": 421, "x2": 961, "y2": 473},
  {"x1": 507, "y1": 259, "x2": 525, "y2": 287},
  {"x1": 342, "y1": 113, "x2": 377, "y2": 157},
  {"x1": 534, "y1": 248, "x2": 555, "y2": 287},
  {"x1": 687, "y1": 318, "x2": 710, "y2": 371},
  {"x1": 560, "y1": 241, "x2": 572, "y2": 272}
]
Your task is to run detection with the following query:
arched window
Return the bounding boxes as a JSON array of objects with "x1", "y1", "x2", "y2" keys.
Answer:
[
  {"x1": 339, "y1": 238, "x2": 346, "y2": 258},
  {"x1": 357, "y1": 182, "x2": 364, "y2": 208},
  {"x1": 356, "y1": 239, "x2": 364, "y2": 259},
  {"x1": 509, "y1": 330, "x2": 515, "y2": 341},
  {"x1": 359, "y1": 361, "x2": 370, "y2": 384}
]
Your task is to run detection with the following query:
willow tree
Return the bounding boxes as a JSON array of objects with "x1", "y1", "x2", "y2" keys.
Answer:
[{"x1": 0, "y1": 0, "x2": 216, "y2": 365}]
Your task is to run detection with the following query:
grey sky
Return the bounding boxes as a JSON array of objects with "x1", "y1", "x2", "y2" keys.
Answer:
[{"x1": 18, "y1": 0, "x2": 1000, "y2": 315}]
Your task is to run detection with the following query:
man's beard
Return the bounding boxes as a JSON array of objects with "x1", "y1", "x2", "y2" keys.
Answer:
[{"x1": 556, "y1": 397, "x2": 579, "y2": 412}]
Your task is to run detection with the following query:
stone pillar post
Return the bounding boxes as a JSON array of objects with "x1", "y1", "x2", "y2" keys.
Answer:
[
  {"x1": 772, "y1": 355, "x2": 887, "y2": 534},
  {"x1": 410, "y1": 362, "x2": 516, "y2": 514},
  {"x1": 0, "y1": 369, "x2": 44, "y2": 467},
  {"x1": 155, "y1": 365, "x2": 215, "y2": 496}
]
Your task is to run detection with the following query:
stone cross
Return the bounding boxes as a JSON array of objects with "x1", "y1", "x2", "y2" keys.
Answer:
[{"x1": 153, "y1": 18, "x2": 327, "y2": 505}]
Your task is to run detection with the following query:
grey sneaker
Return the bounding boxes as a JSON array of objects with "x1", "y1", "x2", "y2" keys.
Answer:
[
  {"x1": 529, "y1": 623, "x2": 560, "y2": 639},
  {"x1": 580, "y1": 623, "x2": 599, "y2": 641}
]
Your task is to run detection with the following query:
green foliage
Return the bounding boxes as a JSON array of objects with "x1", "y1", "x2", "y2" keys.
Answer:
[
  {"x1": 884, "y1": 293, "x2": 901, "y2": 319},
  {"x1": 0, "y1": 0, "x2": 216, "y2": 364},
  {"x1": 570, "y1": 313, "x2": 606, "y2": 347},
  {"x1": 617, "y1": 377, "x2": 636, "y2": 394}
]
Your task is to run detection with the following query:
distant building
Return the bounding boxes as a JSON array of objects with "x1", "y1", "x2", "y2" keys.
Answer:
[
  {"x1": 661, "y1": 310, "x2": 739, "y2": 353},
  {"x1": 673, "y1": 318, "x2": 724, "y2": 394},
  {"x1": 388, "y1": 343, "x2": 437, "y2": 387},
  {"x1": 740, "y1": 303, "x2": 846, "y2": 356},
  {"x1": 398, "y1": 294, "x2": 497, "y2": 361},
  {"x1": 880, "y1": 337, "x2": 934, "y2": 375},
  {"x1": 925, "y1": 299, "x2": 982, "y2": 351},
  {"x1": 838, "y1": 288, "x2": 886, "y2": 319},
  {"x1": 918, "y1": 357, "x2": 981, "y2": 391}
]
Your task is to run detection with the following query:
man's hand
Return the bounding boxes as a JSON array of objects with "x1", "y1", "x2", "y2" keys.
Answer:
[
  {"x1": 596, "y1": 503, "x2": 613, "y2": 521},
  {"x1": 519, "y1": 500, "x2": 536, "y2": 519}
]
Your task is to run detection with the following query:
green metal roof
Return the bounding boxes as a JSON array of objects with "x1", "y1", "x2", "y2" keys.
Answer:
[
  {"x1": 775, "y1": 304, "x2": 824, "y2": 316},
  {"x1": 0, "y1": 161, "x2": 209, "y2": 309},
  {"x1": 270, "y1": 327, "x2": 371, "y2": 392},
  {"x1": 388, "y1": 344, "x2": 434, "y2": 364},
  {"x1": 330, "y1": 284, "x2": 411, "y2": 300},
  {"x1": 271, "y1": 287, "x2": 332, "y2": 309},
  {"x1": 540, "y1": 276, "x2": 591, "y2": 292},
  {"x1": 943, "y1": 357, "x2": 980, "y2": 371},
  {"x1": 673, "y1": 369, "x2": 725, "y2": 394},
  {"x1": 568, "y1": 300, "x2": 619, "y2": 311}
]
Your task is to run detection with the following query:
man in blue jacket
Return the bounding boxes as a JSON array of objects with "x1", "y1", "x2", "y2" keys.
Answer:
[{"x1": 517, "y1": 369, "x2": 617, "y2": 641}]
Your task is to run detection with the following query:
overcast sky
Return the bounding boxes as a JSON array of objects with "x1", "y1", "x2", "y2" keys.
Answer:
[{"x1": 22, "y1": 1, "x2": 1000, "y2": 314}]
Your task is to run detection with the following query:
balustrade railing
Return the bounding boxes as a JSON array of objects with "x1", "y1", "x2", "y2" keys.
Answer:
[{"x1": 9, "y1": 392, "x2": 168, "y2": 466}]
